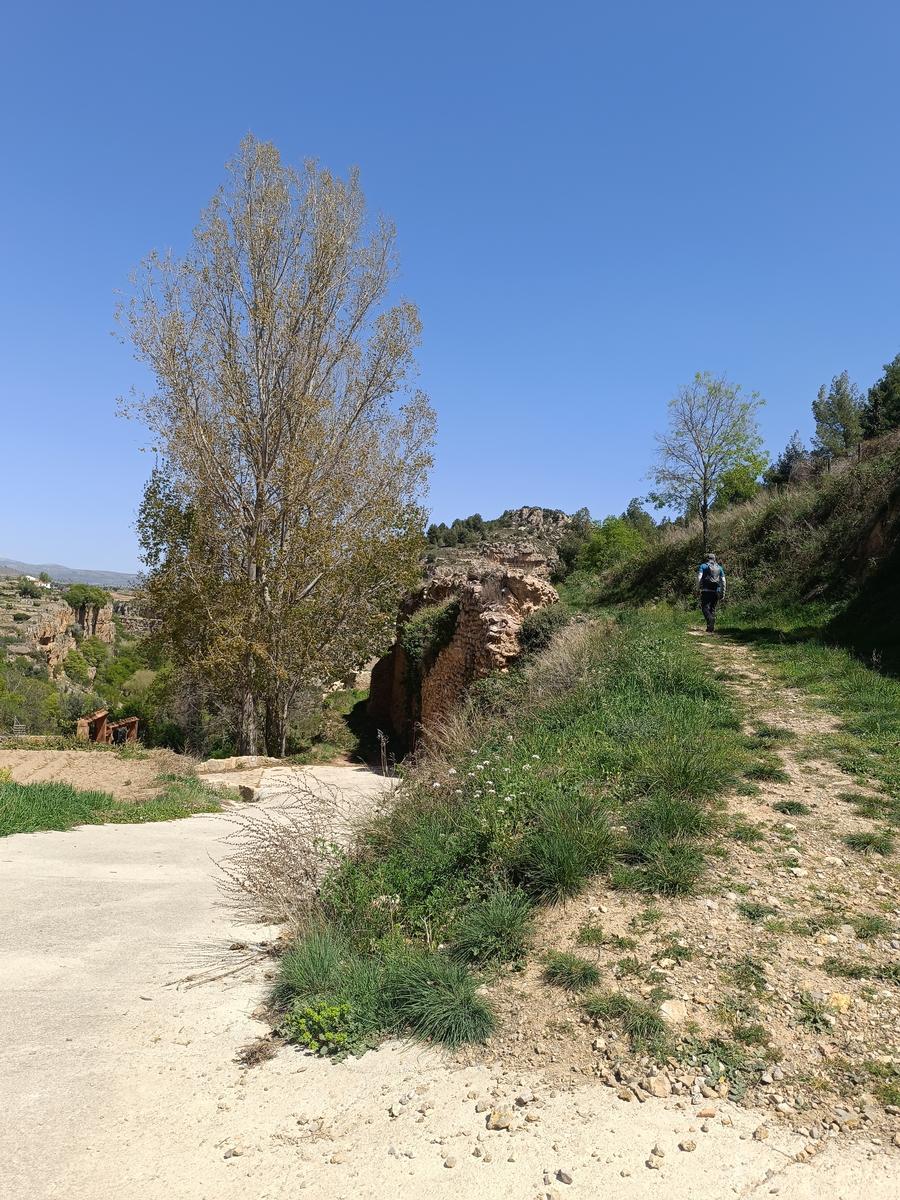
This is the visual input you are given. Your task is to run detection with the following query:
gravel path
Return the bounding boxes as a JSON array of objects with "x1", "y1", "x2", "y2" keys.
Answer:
[{"x1": 1, "y1": 762, "x2": 895, "y2": 1199}]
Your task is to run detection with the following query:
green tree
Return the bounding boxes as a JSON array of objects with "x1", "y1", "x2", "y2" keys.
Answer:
[
  {"x1": 861, "y1": 353, "x2": 900, "y2": 438},
  {"x1": 122, "y1": 136, "x2": 435, "y2": 756},
  {"x1": 764, "y1": 431, "x2": 810, "y2": 487},
  {"x1": 711, "y1": 453, "x2": 768, "y2": 509},
  {"x1": 649, "y1": 372, "x2": 765, "y2": 553},
  {"x1": 17, "y1": 578, "x2": 41, "y2": 599},
  {"x1": 620, "y1": 498, "x2": 657, "y2": 538},
  {"x1": 577, "y1": 516, "x2": 646, "y2": 572},
  {"x1": 812, "y1": 371, "x2": 863, "y2": 460}
]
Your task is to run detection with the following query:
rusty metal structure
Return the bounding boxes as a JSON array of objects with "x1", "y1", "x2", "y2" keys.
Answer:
[{"x1": 75, "y1": 709, "x2": 139, "y2": 745}]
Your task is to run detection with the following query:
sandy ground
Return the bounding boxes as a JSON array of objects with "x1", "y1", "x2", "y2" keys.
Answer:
[
  {"x1": 1, "y1": 763, "x2": 896, "y2": 1199},
  {"x1": 0, "y1": 747, "x2": 187, "y2": 803}
]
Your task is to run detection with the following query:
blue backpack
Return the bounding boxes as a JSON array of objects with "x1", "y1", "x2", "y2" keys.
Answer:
[{"x1": 700, "y1": 562, "x2": 723, "y2": 591}]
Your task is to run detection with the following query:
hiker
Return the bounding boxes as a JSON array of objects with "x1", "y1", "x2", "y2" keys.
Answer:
[{"x1": 697, "y1": 553, "x2": 726, "y2": 632}]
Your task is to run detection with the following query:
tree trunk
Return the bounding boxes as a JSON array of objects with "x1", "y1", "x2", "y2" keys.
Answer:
[
  {"x1": 238, "y1": 688, "x2": 258, "y2": 756},
  {"x1": 700, "y1": 501, "x2": 709, "y2": 555}
]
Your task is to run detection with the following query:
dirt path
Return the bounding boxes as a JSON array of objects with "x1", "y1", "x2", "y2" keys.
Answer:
[{"x1": 1, "y1": 756, "x2": 895, "y2": 1197}]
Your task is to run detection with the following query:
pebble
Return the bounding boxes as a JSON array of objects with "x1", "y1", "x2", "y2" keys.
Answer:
[
  {"x1": 646, "y1": 1157, "x2": 661, "y2": 1170},
  {"x1": 697, "y1": 1106, "x2": 717, "y2": 1118},
  {"x1": 487, "y1": 1109, "x2": 514, "y2": 1130},
  {"x1": 754, "y1": 1126, "x2": 769, "y2": 1141},
  {"x1": 650, "y1": 1143, "x2": 665, "y2": 1158},
  {"x1": 557, "y1": 1169, "x2": 574, "y2": 1184},
  {"x1": 679, "y1": 1139, "x2": 696, "y2": 1152},
  {"x1": 444, "y1": 1156, "x2": 456, "y2": 1169}
]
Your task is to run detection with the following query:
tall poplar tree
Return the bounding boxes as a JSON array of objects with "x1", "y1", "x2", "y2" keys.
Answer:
[{"x1": 122, "y1": 136, "x2": 435, "y2": 755}]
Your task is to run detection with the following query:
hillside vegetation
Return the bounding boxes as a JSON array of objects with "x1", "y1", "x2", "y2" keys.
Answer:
[{"x1": 589, "y1": 432, "x2": 900, "y2": 671}]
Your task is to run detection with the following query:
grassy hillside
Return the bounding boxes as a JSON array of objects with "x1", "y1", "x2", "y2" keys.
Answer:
[
  {"x1": 240, "y1": 608, "x2": 779, "y2": 1054},
  {"x1": 593, "y1": 432, "x2": 900, "y2": 670}
]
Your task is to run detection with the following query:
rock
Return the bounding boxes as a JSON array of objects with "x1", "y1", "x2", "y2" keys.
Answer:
[
  {"x1": 660, "y1": 999, "x2": 688, "y2": 1024},
  {"x1": 893, "y1": 1133, "x2": 900, "y2": 1149},
  {"x1": 329, "y1": 1152, "x2": 346, "y2": 1164},
  {"x1": 444, "y1": 1156, "x2": 457, "y2": 1169},
  {"x1": 789, "y1": 867, "x2": 809, "y2": 878},
  {"x1": 650, "y1": 1143, "x2": 665, "y2": 1158},
  {"x1": 617, "y1": 1087, "x2": 635, "y2": 1102},
  {"x1": 647, "y1": 1074, "x2": 672, "y2": 1098},
  {"x1": 646, "y1": 1157, "x2": 661, "y2": 1170},
  {"x1": 753, "y1": 1126, "x2": 769, "y2": 1141},
  {"x1": 824, "y1": 856, "x2": 844, "y2": 867},
  {"x1": 556, "y1": 1169, "x2": 573, "y2": 1184},
  {"x1": 516, "y1": 1089, "x2": 535, "y2": 1106},
  {"x1": 475, "y1": 1101, "x2": 490, "y2": 1112},
  {"x1": 486, "y1": 1109, "x2": 514, "y2": 1130},
  {"x1": 696, "y1": 1106, "x2": 717, "y2": 1119},
  {"x1": 679, "y1": 1139, "x2": 696, "y2": 1152}
]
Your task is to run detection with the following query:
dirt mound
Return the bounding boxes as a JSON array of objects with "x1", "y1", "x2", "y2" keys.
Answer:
[{"x1": 0, "y1": 747, "x2": 189, "y2": 803}]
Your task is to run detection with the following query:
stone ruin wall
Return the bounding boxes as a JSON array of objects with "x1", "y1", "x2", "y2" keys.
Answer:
[{"x1": 369, "y1": 565, "x2": 558, "y2": 748}]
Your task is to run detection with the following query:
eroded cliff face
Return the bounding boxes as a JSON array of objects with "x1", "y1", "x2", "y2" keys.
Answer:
[
  {"x1": 369, "y1": 563, "x2": 558, "y2": 749},
  {"x1": 23, "y1": 601, "x2": 115, "y2": 676},
  {"x1": 26, "y1": 603, "x2": 77, "y2": 675}
]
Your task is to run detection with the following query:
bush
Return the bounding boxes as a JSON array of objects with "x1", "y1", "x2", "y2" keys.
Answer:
[
  {"x1": 17, "y1": 578, "x2": 41, "y2": 599},
  {"x1": 283, "y1": 1002, "x2": 360, "y2": 1056},
  {"x1": 63, "y1": 650, "x2": 91, "y2": 687},
  {"x1": 12, "y1": 612, "x2": 28, "y2": 623},
  {"x1": 518, "y1": 604, "x2": 568, "y2": 657},
  {"x1": 450, "y1": 887, "x2": 534, "y2": 965},
  {"x1": 399, "y1": 600, "x2": 459, "y2": 674},
  {"x1": 543, "y1": 951, "x2": 601, "y2": 992}
]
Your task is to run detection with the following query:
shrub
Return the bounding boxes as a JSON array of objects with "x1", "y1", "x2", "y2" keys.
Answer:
[
  {"x1": 450, "y1": 887, "x2": 534, "y2": 965},
  {"x1": 518, "y1": 604, "x2": 568, "y2": 657},
  {"x1": 17, "y1": 578, "x2": 41, "y2": 599},
  {"x1": 12, "y1": 612, "x2": 28, "y2": 623},
  {"x1": 63, "y1": 650, "x2": 91, "y2": 687},
  {"x1": 737, "y1": 901, "x2": 776, "y2": 924},
  {"x1": 543, "y1": 951, "x2": 601, "y2": 992},
  {"x1": 852, "y1": 914, "x2": 890, "y2": 940},
  {"x1": 283, "y1": 1002, "x2": 361, "y2": 1056},
  {"x1": 398, "y1": 600, "x2": 459, "y2": 677}
]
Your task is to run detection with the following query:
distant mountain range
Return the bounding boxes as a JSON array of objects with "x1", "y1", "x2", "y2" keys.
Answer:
[{"x1": 0, "y1": 557, "x2": 139, "y2": 588}]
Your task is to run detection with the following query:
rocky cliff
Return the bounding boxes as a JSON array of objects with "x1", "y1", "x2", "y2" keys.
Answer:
[{"x1": 369, "y1": 562, "x2": 558, "y2": 749}]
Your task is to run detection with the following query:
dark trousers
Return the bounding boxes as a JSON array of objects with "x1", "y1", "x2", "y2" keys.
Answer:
[{"x1": 700, "y1": 589, "x2": 720, "y2": 631}]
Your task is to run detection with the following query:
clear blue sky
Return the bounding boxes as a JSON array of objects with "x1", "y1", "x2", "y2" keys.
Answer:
[{"x1": 2, "y1": 1, "x2": 898, "y2": 571}]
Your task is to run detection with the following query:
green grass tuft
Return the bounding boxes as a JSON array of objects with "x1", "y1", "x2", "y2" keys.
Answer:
[
  {"x1": 772, "y1": 799, "x2": 811, "y2": 816},
  {"x1": 843, "y1": 829, "x2": 895, "y2": 857},
  {"x1": 583, "y1": 990, "x2": 670, "y2": 1056},
  {"x1": 543, "y1": 950, "x2": 601, "y2": 992},
  {"x1": 450, "y1": 887, "x2": 534, "y2": 965}
]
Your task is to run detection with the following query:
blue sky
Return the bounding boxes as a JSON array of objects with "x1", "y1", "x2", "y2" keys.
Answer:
[{"x1": 1, "y1": 1, "x2": 898, "y2": 571}]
